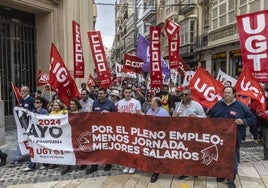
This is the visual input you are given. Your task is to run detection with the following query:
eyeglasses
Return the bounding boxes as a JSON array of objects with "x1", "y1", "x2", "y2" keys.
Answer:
[
  {"x1": 34, "y1": 101, "x2": 41, "y2": 104},
  {"x1": 181, "y1": 93, "x2": 190, "y2": 96}
]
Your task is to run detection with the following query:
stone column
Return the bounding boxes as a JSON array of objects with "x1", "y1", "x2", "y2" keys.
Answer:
[{"x1": 0, "y1": 100, "x2": 5, "y2": 146}]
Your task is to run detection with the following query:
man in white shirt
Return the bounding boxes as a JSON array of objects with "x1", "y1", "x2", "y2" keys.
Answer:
[
  {"x1": 173, "y1": 87, "x2": 206, "y2": 118},
  {"x1": 80, "y1": 89, "x2": 94, "y2": 112},
  {"x1": 172, "y1": 86, "x2": 206, "y2": 180},
  {"x1": 118, "y1": 87, "x2": 142, "y2": 174}
]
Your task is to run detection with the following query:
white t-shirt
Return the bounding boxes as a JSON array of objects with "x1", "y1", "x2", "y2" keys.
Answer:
[{"x1": 118, "y1": 98, "x2": 141, "y2": 113}]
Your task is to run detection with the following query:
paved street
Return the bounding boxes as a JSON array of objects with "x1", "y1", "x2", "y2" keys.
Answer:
[{"x1": 0, "y1": 130, "x2": 265, "y2": 188}]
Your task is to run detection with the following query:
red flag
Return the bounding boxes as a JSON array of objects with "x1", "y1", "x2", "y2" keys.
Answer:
[
  {"x1": 123, "y1": 53, "x2": 143, "y2": 74},
  {"x1": 49, "y1": 43, "x2": 79, "y2": 106},
  {"x1": 177, "y1": 55, "x2": 191, "y2": 77},
  {"x1": 165, "y1": 19, "x2": 180, "y2": 39},
  {"x1": 168, "y1": 32, "x2": 180, "y2": 69},
  {"x1": 87, "y1": 31, "x2": 112, "y2": 88},
  {"x1": 72, "y1": 20, "x2": 85, "y2": 78},
  {"x1": 236, "y1": 10, "x2": 268, "y2": 82},
  {"x1": 150, "y1": 26, "x2": 163, "y2": 88},
  {"x1": 11, "y1": 82, "x2": 22, "y2": 102},
  {"x1": 235, "y1": 65, "x2": 266, "y2": 115},
  {"x1": 237, "y1": 95, "x2": 251, "y2": 107},
  {"x1": 165, "y1": 19, "x2": 181, "y2": 69},
  {"x1": 87, "y1": 74, "x2": 96, "y2": 88},
  {"x1": 37, "y1": 69, "x2": 49, "y2": 87},
  {"x1": 188, "y1": 67, "x2": 224, "y2": 109}
]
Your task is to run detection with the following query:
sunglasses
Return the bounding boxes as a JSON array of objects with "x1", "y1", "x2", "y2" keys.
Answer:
[
  {"x1": 181, "y1": 93, "x2": 190, "y2": 96},
  {"x1": 34, "y1": 101, "x2": 41, "y2": 103}
]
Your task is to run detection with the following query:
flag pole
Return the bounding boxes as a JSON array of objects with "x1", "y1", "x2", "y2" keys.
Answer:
[{"x1": 41, "y1": 86, "x2": 45, "y2": 97}]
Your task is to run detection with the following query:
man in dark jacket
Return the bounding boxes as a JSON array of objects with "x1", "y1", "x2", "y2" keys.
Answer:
[{"x1": 209, "y1": 86, "x2": 256, "y2": 188}]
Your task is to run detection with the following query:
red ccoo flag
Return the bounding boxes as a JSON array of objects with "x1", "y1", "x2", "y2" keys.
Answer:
[
  {"x1": 49, "y1": 43, "x2": 79, "y2": 106},
  {"x1": 72, "y1": 20, "x2": 85, "y2": 78},
  {"x1": 88, "y1": 31, "x2": 112, "y2": 88}
]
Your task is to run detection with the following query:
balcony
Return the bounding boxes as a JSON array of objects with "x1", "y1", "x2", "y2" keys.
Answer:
[
  {"x1": 180, "y1": 44, "x2": 195, "y2": 56},
  {"x1": 198, "y1": 0, "x2": 209, "y2": 5},
  {"x1": 179, "y1": 2, "x2": 196, "y2": 15},
  {"x1": 141, "y1": 6, "x2": 156, "y2": 22},
  {"x1": 208, "y1": 24, "x2": 239, "y2": 47}
]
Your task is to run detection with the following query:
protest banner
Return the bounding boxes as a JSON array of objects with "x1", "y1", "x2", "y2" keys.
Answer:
[{"x1": 14, "y1": 107, "x2": 236, "y2": 179}]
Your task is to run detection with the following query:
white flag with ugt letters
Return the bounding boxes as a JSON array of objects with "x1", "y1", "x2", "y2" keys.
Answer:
[{"x1": 216, "y1": 69, "x2": 237, "y2": 87}]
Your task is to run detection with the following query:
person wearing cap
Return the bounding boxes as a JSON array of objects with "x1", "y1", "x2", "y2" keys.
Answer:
[{"x1": 110, "y1": 89, "x2": 121, "y2": 110}]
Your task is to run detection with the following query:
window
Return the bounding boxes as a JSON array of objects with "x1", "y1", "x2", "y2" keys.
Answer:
[
  {"x1": 180, "y1": 19, "x2": 195, "y2": 45},
  {"x1": 211, "y1": 0, "x2": 240, "y2": 30},
  {"x1": 238, "y1": 0, "x2": 262, "y2": 15},
  {"x1": 250, "y1": 0, "x2": 260, "y2": 12}
]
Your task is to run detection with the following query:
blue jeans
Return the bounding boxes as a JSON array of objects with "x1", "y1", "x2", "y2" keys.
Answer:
[{"x1": 15, "y1": 144, "x2": 22, "y2": 161}]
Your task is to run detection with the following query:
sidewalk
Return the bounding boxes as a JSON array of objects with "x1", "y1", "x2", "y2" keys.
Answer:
[{"x1": 0, "y1": 130, "x2": 267, "y2": 188}]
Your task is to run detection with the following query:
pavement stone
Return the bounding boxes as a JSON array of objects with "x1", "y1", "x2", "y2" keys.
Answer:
[{"x1": 0, "y1": 130, "x2": 265, "y2": 188}]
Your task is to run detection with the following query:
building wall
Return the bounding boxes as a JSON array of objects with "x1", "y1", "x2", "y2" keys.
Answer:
[
  {"x1": 200, "y1": 0, "x2": 268, "y2": 78},
  {"x1": 0, "y1": 0, "x2": 96, "y2": 130},
  {"x1": 0, "y1": 0, "x2": 95, "y2": 85}
]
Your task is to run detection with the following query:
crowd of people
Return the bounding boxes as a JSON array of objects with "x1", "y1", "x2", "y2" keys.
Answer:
[{"x1": 1, "y1": 79, "x2": 267, "y2": 188}]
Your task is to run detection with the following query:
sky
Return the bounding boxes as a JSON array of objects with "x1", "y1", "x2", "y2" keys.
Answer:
[{"x1": 95, "y1": 0, "x2": 115, "y2": 49}]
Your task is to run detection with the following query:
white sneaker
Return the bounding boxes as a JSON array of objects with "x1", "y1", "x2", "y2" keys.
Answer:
[
  {"x1": 22, "y1": 167, "x2": 33, "y2": 172},
  {"x1": 40, "y1": 165, "x2": 47, "y2": 170},
  {"x1": 128, "y1": 168, "x2": 135, "y2": 174},
  {"x1": 123, "y1": 167, "x2": 129, "y2": 173}
]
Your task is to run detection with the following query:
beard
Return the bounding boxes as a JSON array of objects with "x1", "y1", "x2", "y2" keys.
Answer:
[{"x1": 162, "y1": 91, "x2": 168, "y2": 95}]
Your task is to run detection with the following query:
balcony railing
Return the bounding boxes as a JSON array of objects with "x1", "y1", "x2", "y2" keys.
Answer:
[
  {"x1": 141, "y1": 6, "x2": 155, "y2": 21},
  {"x1": 180, "y1": 44, "x2": 195, "y2": 55},
  {"x1": 179, "y1": 2, "x2": 196, "y2": 15},
  {"x1": 208, "y1": 24, "x2": 237, "y2": 41}
]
